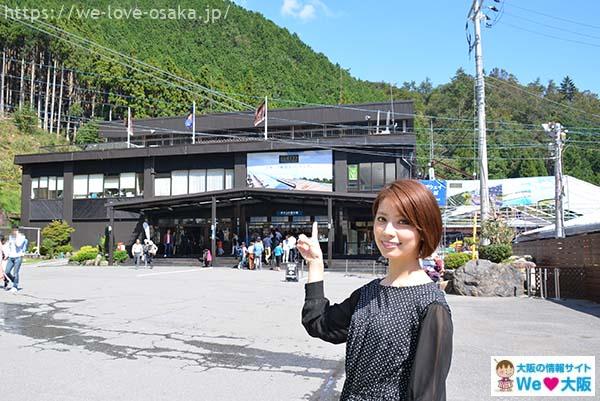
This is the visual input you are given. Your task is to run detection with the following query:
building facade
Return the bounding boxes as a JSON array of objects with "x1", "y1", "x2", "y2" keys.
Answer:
[{"x1": 15, "y1": 101, "x2": 416, "y2": 263}]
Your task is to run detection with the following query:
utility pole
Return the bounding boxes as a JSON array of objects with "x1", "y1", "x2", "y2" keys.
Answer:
[
  {"x1": 542, "y1": 122, "x2": 566, "y2": 238},
  {"x1": 428, "y1": 120, "x2": 435, "y2": 180},
  {"x1": 192, "y1": 100, "x2": 196, "y2": 144},
  {"x1": 469, "y1": 0, "x2": 491, "y2": 225}
]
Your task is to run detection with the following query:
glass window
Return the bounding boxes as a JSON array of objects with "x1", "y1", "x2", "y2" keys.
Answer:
[
  {"x1": 48, "y1": 176, "x2": 57, "y2": 199},
  {"x1": 155, "y1": 175, "x2": 171, "y2": 197},
  {"x1": 37, "y1": 176, "x2": 48, "y2": 199},
  {"x1": 136, "y1": 173, "x2": 144, "y2": 197},
  {"x1": 56, "y1": 177, "x2": 64, "y2": 199},
  {"x1": 271, "y1": 216, "x2": 289, "y2": 224},
  {"x1": 372, "y1": 162, "x2": 384, "y2": 191},
  {"x1": 120, "y1": 172, "x2": 136, "y2": 197},
  {"x1": 206, "y1": 169, "x2": 224, "y2": 191},
  {"x1": 73, "y1": 175, "x2": 88, "y2": 199},
  {"x1": 348, "y1": 164, "x2": 358, "y2": 191},
  {"x1": 189, "y1": 169, "x2": 206, "y2": 193},
  {"x1": 385, "y1": 163, "x2": 396, "y2": 184},
  {"x1": 31, "y1": 178, "x2": 39, "y2": 199},
  {"x1": 88, "y1": 174, "x2": 104, "y2": 198},
  {"x1": 359, "y1": 163, "x2": 371, "y2": 191},
  {"x1": 104, "y1": 176, "x2": 119, "y2": 198},
  {"x1": 225, "y1": 169, "x2": 234, "y2": 189},
  {"x1": 171, "y1": 170, "x2": 189, "y2": 196}
]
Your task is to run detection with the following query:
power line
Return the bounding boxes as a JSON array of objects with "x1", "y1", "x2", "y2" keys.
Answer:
[
  {"x1": 506, "y1": 1, "x2": 600, "y2": 31},
  {"x1": 502, "y1": 21, "x2": 600, "y2": 48},
  {"x1": 503, "y1": 9, "x2": 600, "y2": 41},
  {"x1": 485, "y1": 76, "x2": 600, "y2": 123}
]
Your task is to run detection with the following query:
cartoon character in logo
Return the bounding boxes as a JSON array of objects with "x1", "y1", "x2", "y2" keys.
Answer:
[{"x1": 496, "y1": 360, "x2": 515, "y2": 392}]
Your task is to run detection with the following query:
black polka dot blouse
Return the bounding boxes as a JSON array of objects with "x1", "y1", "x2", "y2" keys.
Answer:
[{"x1": 302, "y1": 279, "x2": 453, "y2": 401}]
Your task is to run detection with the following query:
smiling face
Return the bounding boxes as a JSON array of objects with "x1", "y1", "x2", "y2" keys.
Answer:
[
  {"x1": 497, "y1": 365, "x2": 514, "y2": 378},
  {"x1": 373, "y1": 197, "x2": 422, "y2": 261}
]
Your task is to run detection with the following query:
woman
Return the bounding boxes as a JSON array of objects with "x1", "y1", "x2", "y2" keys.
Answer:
[{"x1": 299, "y1": 180, "x2": 453, "y2": 401}]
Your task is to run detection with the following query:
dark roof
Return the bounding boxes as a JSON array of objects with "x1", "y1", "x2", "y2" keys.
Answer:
[
  {"x1": 99, "y1": 101, "x2": 414, "y2": 139},
  {"x1": 110, "y1": 188, "x2": 376, "y2": 213},
  {"x1": 14, "y1": 132, "x2": 416, "y2": 165}
]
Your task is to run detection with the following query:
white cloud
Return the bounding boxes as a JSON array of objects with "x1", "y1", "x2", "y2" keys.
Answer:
[
  {"x1": 298, "y1": 4, "x2": 315, "y2": 20},
  {"x1": 281, "y1": 0, "x2": 327, "y2": 22}
]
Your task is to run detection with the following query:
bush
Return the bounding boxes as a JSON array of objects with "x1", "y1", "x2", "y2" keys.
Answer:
[
  {"x1": 41, "y1": 220, "x2": 75, "y2": 257},
  {"x1": 55, "y1": 244, "x2": 74, "y2": 255},
  {"x1": 114, "y1": 250, "x2": 129, "y2": 264},
  {"x1": 13, "y1": 107, "x2": 38, "y2": 135},
  {"x1": 40, "y1": 238, "x2": 57, "y2": 257},
  {"x1": 69, "y1": 245, "x2": 100, "y2": 263},
  {"x1": 74, "y1": 118, "x2": 102, "y2": 144},
  {"x1": 444, "y1": 253, "x2": 471, "y2": 270},
  {"x1": 479, "y1": 244, "x2": 513, "y2": 263}
]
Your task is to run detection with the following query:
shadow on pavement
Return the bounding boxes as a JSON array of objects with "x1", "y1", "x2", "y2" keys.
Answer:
[{"x1": 0, "y1": 300, "x2": 335, "y2": 377}]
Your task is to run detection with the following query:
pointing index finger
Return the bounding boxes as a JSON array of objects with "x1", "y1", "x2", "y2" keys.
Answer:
[{"x1": 312, "y1": 221, "x2": 318, "y2": 239}]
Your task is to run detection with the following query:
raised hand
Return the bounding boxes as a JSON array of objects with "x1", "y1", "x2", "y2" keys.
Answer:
[{"x1": 297, "y1": 222, "x2": 324, "y2": 282}]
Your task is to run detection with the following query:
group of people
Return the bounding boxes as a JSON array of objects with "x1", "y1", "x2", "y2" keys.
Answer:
[
  {"x1": 131, "y1": 238, "x2": 158, "y2": 269},
  {"x1": 233, "y1": 229, "x2": 300, "y2": 271},
  {"x1": 0, "y1": 225, "x2": 28, "y2": 293}
]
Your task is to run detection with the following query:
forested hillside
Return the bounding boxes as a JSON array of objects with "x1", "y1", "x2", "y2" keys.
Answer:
[{"x1": 0, "y1": 0, "x2": 598, "y2": 217}]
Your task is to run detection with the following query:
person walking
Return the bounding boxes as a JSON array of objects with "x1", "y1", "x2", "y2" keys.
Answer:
[
  {"x1": 1, "y1": 235, "x2": 9, "y2": 289},
  {"x1": 273, "y1": 242, "x2": 284, "y2": 271},
  {"x1": 253, "y1": 237, "x2": 264, "y2": 270},
  {"x1": 282, "y1": 236, "x2": 290, "y2": 263},
  {"x1": 163, "y1": 229, "x2": 174, "y2": 258},
  {"x1": 300, "y1": 180, "x2": 453, "y2": 400},
  {"x1": 287, "y1": 234, "x2": 297, "y2": 262},
  {"x1": 262, "y1": 234, "x2": 272, "y2": 267},
  {"x1": 5, "y1": 225, "x2": 28, "y2": 293},
  {"x1": 143, "y1": 239, "x2": 157, "y2": 269},
  {"x1": 247, "y1": 241, "x2": 255, "y2": 270},
  {"x1": 132, "y1": 239, "x2": 144, "y2": 269}
]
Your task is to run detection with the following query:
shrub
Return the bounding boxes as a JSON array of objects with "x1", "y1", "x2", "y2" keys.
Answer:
[
  {"x1": 55, "y1": 244, "x2": 74, "y2": 255},
  {"x1": 481, "y1": 217, "x2": 515, "y2": 245},
  {"x1": 479, "y1": 244, "x2": 513, "y2": 263},
  {"x1": 74, "y1": 118, "x2": 102, "y2": 144},
  {"x1": 114, "y1": 250, "x2": 129, "y2": 264},
  {"x1": 40, "y1": 238, "x2": 57, "y2": 257},
  {"x1": 41, "y1": 220, "x2": 75, "y2": 257},
  {"x1": 69, "y1": 245, "x2": 100, "y2": 263},
  {"x1": 13, "y1": 107, "x2": 38, "y2": 135},
  {"x1": 444, "y1": 253, "x2": 471, "y2": 270}
]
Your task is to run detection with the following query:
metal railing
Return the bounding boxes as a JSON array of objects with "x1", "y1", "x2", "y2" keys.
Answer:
[
  {"x1": 31, "y1": 127, "x2": 412, "y2": 155},
  {"x1": 525, "y1": 266, "x2": 563, "y2": 300}
]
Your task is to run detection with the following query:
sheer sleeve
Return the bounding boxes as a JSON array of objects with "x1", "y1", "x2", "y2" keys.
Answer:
[
  {"x1": 407, "y1": 302, "x2": 453, "y2": 401},
  {"x1": 301, "y1": 281, "x2": 361, "y2": 344}
]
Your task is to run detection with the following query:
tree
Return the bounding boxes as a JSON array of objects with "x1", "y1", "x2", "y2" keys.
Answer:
[
  {"x1": 559, "y1": 76, "x2": 577, "y2": 101},
  {"x1": 74, "y1": 118, "x2": 102, "y2": 144}
]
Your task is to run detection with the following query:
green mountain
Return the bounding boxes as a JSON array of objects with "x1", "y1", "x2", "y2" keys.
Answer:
[{"x1": 0, "y1": 0, "x2": 599, "y2": 219}]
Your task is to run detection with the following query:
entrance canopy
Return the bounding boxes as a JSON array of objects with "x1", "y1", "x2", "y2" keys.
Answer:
[
  {"x1": 110, "y1": 188, "x2": 376, "y2": 214},
  {"x1": 106, "y1": 188, "x2": 376, "y2": 266}
]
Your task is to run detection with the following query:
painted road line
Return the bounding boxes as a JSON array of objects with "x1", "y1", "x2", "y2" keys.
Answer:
[{"x1": 137, "y1": 267, "x2": 212, "y2": 277}]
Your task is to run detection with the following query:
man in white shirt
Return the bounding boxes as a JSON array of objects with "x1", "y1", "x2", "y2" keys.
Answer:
[
  {"x1": 5, "y1": 225, "x2": 28, "y2": 293},
  {"x1": 287, "y1": 234, "x2": 297, "y2": 262},
  {"x1": 131, "y1": 239, "x2": 144, "y2": 269}
]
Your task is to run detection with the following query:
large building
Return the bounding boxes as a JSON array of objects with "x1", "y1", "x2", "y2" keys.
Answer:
[{"x1": 15, "y1": 101, "x2": 416, "y2": 264}]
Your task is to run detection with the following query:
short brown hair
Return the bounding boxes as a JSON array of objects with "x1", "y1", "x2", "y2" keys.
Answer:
[{"x1": 372, "y1": 180, "x2": 442, "y2": 258}]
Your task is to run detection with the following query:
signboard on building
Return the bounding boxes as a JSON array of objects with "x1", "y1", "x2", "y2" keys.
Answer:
[
  {"x1": 247, "y1": 150, "x2": 333, "y2": 192},
  {"x1": 420, "y1": 180, "x2": 447, "y2": 206}
]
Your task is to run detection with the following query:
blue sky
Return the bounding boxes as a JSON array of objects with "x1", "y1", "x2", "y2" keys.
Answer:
[{"x1": 233, "y1": 0, "x2": 600, "y2": 94}]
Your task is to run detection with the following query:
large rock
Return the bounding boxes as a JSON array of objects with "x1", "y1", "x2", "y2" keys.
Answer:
[{"x1": 452, "y1": 259, "x2": 524, "y2": 297}]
